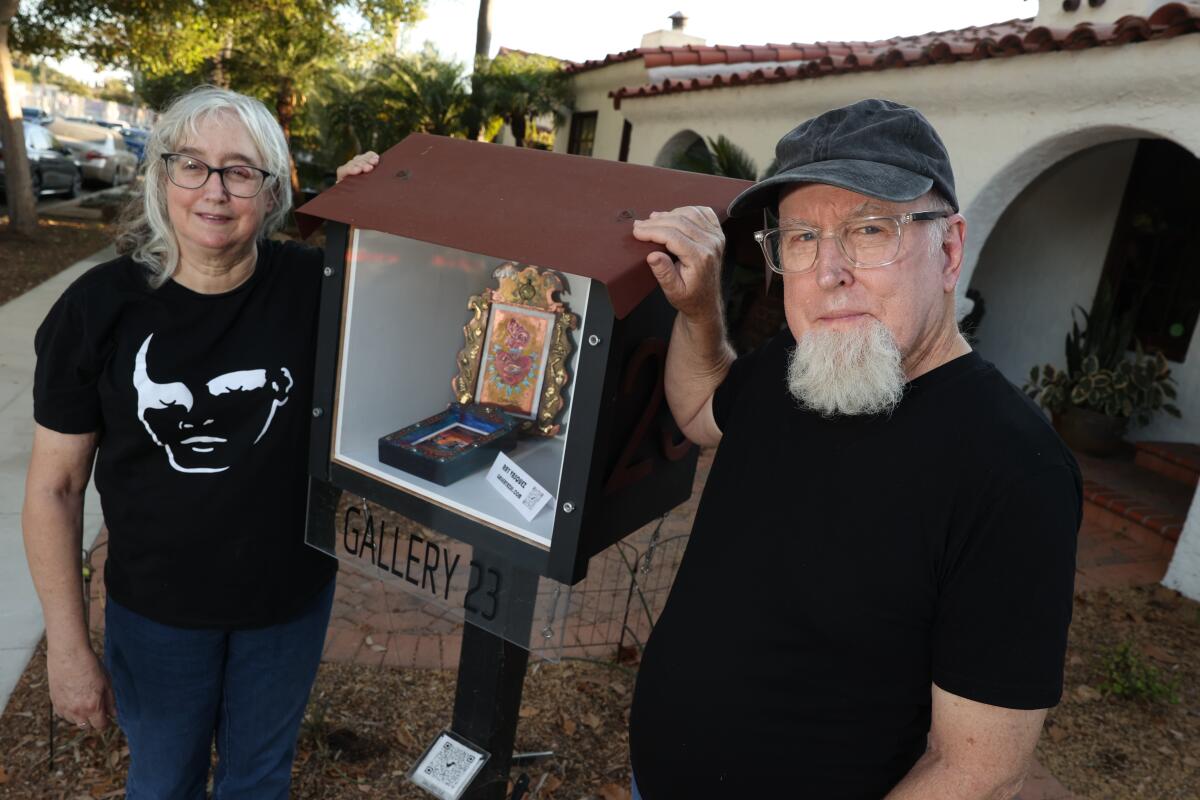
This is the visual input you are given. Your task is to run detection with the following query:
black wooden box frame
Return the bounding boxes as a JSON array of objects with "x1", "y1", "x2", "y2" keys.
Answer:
[{"x1": 307, "y1": 223, "x2": 698, "y2": 585}]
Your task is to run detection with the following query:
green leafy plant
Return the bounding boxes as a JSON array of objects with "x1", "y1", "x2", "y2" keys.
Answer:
[
  {"x1": 1026, "y1": 344, "x2": 1181, "y2": 426},
  {"x1": 1098, "y1": 642, "x2": 1181, "y2": 704},
  {"x1": 1023, "y1": 283, "x2": 1181, "y2": 426}
]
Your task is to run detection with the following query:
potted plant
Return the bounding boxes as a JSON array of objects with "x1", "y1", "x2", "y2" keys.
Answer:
[{"x1": 1024, "y1": 285, "x2": 1181, "y2": 455}]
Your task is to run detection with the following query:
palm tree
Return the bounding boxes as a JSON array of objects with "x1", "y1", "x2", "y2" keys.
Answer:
[
  {"x1": 311, "y1": 66, "x2": 376, "y2": 164},
  {"x1": 466, "y1": 0, "x2": 493, "y2": 140},
  {"x1": 669, "y1": 135, "x2": 777, "y2": 181},
  {"x1": 374, "y1": 48, "x2": 471, "y2": 137},
  {"x1": 474, "y1": 50, "x2": 572, "y2": 148}
]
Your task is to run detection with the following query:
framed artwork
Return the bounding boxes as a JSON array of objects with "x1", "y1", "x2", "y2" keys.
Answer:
[
  {"x1": 476, "y1": 303, "x2": 556, "y2": 419},
  {"x1": 453, "y1": 263, "x2": 578, "y2": 436}
]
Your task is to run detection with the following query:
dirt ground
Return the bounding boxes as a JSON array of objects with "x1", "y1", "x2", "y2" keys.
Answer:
[
  {"x1": 0, "y1": 638, "x2": 636, "y2": 800},
  {"x1": 0, "y1": 217, "x2": 115, "y2": 306},
  {"x1": 0, "y1": 584, "x2": 1195, "y2": 799},
  {"x1": 1037, "y1": 584, "x2": 1200, "y2": 799}
]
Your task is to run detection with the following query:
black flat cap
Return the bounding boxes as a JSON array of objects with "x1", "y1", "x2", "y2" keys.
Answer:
[{"x1": 727, "y1": 98, "x2": 958, "y2": 217}]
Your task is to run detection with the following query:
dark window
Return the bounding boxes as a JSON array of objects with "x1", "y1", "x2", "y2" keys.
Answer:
[
  {"x1": 567, "y1": 111, "x2": 598, "y2": 157},
  {"x1": 618, "y1": 120, "x2": 633, "y2": 163},
  {"x1": 1099, "y1": 139, "x2": 1200, "y2": 362}
]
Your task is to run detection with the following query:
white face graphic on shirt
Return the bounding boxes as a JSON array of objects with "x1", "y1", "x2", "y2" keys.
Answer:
[{"x1": 133, "y1": 333, "x2": 293, "y2": 474}]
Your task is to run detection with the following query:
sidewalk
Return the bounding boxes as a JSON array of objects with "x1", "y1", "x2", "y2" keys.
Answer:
[{"x1": 0, "y1": 246, "x2": 112, "y2": 710}]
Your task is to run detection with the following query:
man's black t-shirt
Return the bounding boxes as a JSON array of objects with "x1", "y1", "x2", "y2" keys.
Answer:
[
  {"x1": 630, "y1": 332, "x2": 1081, "y2": 798},
  {"x1": 33, "y1": 239, "x2": 337, "y2": 629}
]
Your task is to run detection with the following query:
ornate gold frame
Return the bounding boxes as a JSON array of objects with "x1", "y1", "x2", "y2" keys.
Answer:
[{"x1": 452, "y1": 263, "x2": 578, "y2": 437}]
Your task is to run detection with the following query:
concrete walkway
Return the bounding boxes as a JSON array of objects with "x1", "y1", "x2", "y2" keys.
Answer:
[{"x1": 0, "y1": 245, "x2": 113, "y2": 710}]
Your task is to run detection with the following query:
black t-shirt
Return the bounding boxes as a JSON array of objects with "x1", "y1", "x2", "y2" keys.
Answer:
[
  {"x1": 630, "y1": 332, "x2": 1081, "y2": 799},
  {"x1": 33, "y1": 239, "x2": 337, "y2": 629}
]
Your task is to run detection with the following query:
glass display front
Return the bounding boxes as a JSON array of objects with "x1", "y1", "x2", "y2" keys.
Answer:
[{"x1": 330, "y1": 228, "x2": 592, "y2": 549}]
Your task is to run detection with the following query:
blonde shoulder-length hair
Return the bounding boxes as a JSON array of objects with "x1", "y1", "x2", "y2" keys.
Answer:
[{"x1": 116, "y1": 86, "x2": 292, "y2": 288}]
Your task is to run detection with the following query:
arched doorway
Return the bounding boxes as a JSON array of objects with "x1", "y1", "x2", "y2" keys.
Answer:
[
  {"x1": 966, "y1": 136, "x2": 1200, "y2": 442},
  {"x1": 653, "y1": 130, "x2": 707, "y2": 170}
]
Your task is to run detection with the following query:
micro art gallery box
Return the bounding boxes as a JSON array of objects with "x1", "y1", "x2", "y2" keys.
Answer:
[{"x1": 297, "y1": 134, "x2": 752, "y2": 586}]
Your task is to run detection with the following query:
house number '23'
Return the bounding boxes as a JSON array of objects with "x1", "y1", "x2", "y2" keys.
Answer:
[{"x1": 604, "y1": 337, "x2": 693, "y2": 495}]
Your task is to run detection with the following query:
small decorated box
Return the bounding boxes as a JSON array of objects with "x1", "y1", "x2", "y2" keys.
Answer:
[{"x1": 378, "y1": 403, "x2": 518, "y2": 486}]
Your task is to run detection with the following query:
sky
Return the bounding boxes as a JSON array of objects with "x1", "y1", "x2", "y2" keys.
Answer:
[
  {"x1": 398, "y1": 0, "x2": 1040, "y2": 65},
  {"x1": 55, "y1": 0, "x2": 1039, "y2": 85}
]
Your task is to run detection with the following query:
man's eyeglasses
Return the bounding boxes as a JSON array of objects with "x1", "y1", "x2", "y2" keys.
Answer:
[
  {"x1": 754, "y1": 211, "x2": 952, "y2": 274},
  {"x1": 161, "y1": 153, "x2": 274, "y2": 199}
]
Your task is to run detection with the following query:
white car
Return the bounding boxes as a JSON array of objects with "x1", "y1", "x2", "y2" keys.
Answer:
[{"x1": 48, "y1": 119, "x2": 138, "y2": 187}]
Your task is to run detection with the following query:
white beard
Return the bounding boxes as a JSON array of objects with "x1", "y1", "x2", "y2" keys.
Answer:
[{"x1": 787, "y1": 319, "x2": 906, "y2": 417}]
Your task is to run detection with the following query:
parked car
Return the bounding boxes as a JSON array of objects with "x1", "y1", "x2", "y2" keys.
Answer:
[
  {"x1": 0, "y1": 121, "x2": 82, "y2": 199},
  {"x1": 48, "y1": 119, "x2": 138, "y2": 187},
  {"x1": 21, "y1": 106, "x2": 54, "y2": 125},
  {"x1": 92, "y1": 119, "x2": 130, "y2": 131},
  {"x1": 119, "y1": 127, "x2": 149, "y2": 162}
]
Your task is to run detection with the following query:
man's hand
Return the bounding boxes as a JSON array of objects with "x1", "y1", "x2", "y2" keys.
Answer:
[
  {"x1": 47, "y1": 642, "x2": 117, "y2": 730},
  {"x1": 632, "y1": 206, "x2": 733, "y2": 447},
  {"x1": 335, "y1": 151, "x2": 380, "y2": 184},
  {"x1": 632, "y1": 206, "x2": 725, "y2": 321}
]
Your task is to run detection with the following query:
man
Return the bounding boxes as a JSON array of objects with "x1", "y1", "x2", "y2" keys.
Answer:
[{"x1": 628, "y1": 99, "x2": 1080, "y2": 798}]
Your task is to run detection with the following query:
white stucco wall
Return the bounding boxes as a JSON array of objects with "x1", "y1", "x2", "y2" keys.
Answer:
[
  {"x1": 968, "y1": 141, "x2": 1137, "y2": 386},
  {"x1": 1164, "y1": 482, "x2": 1200, "y2": 601},
  {"x1": 556, "y1": 60, "x2": 647, "y2": 160}
]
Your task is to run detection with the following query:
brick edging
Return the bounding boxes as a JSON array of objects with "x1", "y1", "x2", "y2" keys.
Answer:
[
  {"x1": 1082, "y1": 479, "x2": 1185, "y2": 543},
  {"x1": 1134, "y1": 441, "x2": 1200, "y2": 473}
]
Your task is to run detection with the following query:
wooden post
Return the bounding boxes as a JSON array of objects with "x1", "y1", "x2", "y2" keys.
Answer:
[{"x1": 452, "y1": 565, "x2": 537, "y2": 800}]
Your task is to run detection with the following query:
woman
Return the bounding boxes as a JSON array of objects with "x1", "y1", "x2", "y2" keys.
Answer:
[{"x1": 22, "y1": 86, "x2": 379, "y2": 798}]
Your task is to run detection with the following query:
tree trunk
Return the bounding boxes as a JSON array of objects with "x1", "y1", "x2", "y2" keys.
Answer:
[
  {"x1": 0, "y1": 0, "x2": 38, "y2": 236},
  {"x1": 510, "y1": 111, "x2": 526, "y2": 148},
  {"x1": 275, "y1": 77, "x2": 301, "y2": 202},
  {"x1": 211, "y1": 29, "x2": 234, "y2": 88},
  {"x1": 467, "y1": 0, "x2": 493, "y2": 141}
]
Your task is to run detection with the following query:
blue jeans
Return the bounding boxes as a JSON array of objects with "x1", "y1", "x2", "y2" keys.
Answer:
[{"x1": 104, "y1": 580, "x2": 334, "y2": 800}]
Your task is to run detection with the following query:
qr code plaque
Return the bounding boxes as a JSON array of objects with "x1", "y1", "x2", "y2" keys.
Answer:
[
  {"x1": 410, "y1": 732, "x2": 488, "y2": 799},
  {"x1": 521, "y1": 484, "x2": 545, "y2": 511}
]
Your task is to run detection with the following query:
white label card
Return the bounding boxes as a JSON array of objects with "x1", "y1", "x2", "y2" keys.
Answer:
[{"x1": 486, "y1": 452, "x2": 553, "y2": 522}]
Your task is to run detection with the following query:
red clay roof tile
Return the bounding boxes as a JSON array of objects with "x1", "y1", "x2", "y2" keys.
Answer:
[{"x1": 602, "y1": 4, "x2": 1200, "y2": 107}]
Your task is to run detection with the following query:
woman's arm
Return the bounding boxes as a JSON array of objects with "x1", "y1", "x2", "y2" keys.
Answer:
[{"x1": 22, "y1": 423, "x2": 115, "y2": 729}]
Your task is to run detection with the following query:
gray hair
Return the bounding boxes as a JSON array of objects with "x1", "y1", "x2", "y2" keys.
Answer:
[
  {"x1": 922, "y1": 189, "x2": 956, "y2": 257},
  {"x1": 116, "y1": 86, "x2": 292, "y2": 288}
]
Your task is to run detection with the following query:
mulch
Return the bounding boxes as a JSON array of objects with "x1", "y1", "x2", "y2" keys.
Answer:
[
  {"x1": 1037, "y1": 584, "x2": 1200, "y2": 799},
  {"x1": 0, "y1": 218, "x2": 115, "y2": 307},
  {"x1": 0, "y1": 638, "x2": 636, "y2": 800}
]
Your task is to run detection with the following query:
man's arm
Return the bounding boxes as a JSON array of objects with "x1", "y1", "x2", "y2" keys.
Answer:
[
  {"x1": 885, "y1": 683, "x2": 1047, "y2": 800},
  {"x1": 632, "y1": 206, "x2": 736, "y2": 447}
]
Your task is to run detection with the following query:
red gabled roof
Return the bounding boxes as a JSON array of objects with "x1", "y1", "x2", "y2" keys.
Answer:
[{"x1": 570, "y1": 3, "x2": 1200, "y2": 106}]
